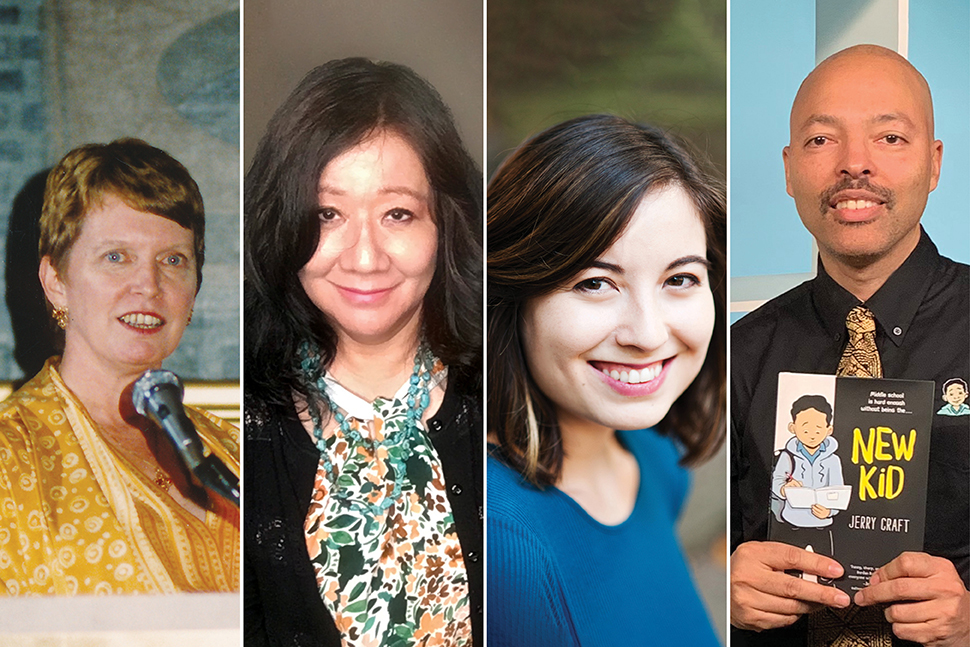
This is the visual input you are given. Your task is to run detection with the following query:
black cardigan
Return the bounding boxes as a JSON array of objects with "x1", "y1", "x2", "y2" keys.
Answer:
[{"x1": 244, "y1": 372, "x2": 483, "y2": 646}]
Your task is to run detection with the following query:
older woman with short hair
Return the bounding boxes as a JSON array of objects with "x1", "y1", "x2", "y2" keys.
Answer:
[{"x1": 0, "y1": 138, "x2": 239, "y2": 595}]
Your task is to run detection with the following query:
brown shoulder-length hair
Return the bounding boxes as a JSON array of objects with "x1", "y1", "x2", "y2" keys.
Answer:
[{"x1": 488, "y1": 114, "x2": 726, "y2": 487}]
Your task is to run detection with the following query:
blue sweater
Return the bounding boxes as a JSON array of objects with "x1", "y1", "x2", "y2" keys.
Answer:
[{"x1": 487, "y1": 429, "x2": 720, "y2": 646}]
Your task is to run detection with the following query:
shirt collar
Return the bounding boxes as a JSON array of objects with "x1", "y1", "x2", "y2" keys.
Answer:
[
  {"x1": 811, "y1": 229, "x2": 942, "y2": 348},
  {"x1": 796, "y1": 437, "x2": 828, "y2": 464}
]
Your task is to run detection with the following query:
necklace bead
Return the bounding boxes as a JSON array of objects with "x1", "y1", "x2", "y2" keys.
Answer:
[{"x1": 299, "y1": 342, "x2": 435, "y2": 516}]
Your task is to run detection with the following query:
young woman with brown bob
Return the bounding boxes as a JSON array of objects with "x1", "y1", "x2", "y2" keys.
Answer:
[{"x1": 487, "y1": 114, "x2": 725, "y2": 646}]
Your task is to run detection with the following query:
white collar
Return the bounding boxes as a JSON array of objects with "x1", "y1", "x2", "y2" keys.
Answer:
[{"x1": 322, "y1": 365, "x2": 447, "y2": 422}]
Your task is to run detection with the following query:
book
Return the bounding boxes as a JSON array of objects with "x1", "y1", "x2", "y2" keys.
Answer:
[{"x1": 767, "y1": 372, "x2": 934, "y2": 594}]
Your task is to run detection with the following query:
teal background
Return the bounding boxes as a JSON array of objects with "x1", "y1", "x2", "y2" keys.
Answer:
[{"x1": 730, "y1": 0, "x2": 970, "y2": 285}]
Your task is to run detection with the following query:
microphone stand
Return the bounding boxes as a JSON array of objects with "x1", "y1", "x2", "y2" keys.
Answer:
[{"x1": 133, "y1": 370, "x2": 240, "y2": 507}]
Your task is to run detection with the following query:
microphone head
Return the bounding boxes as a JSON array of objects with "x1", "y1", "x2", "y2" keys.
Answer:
[{"x1": 132, "y1": 369, "x2": 184, "y2": 416}]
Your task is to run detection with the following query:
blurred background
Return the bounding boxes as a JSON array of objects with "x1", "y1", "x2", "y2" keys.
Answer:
[
  {"x1": 489, "y1": 0, "x2": 727, "y2": 641},
  {"x1": 0, "y1": 0, "x2": 239, "y2": 386},
  {"x1": 487, "y1": 0, "x2": 725, "y2": 179}
]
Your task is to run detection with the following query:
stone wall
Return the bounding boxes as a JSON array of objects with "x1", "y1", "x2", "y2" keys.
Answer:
[{"x1": 0, "y1": 0, "x2": 45, "y2": 380}]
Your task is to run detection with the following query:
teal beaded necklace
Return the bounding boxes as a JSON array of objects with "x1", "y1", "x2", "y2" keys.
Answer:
[{"x1": 298, "y1": 341, "x2": 434, "y2": 512}]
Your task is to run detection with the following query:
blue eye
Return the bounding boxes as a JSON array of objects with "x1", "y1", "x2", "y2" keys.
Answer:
[
  {"x1": 105, "y1": 251, "x2": 123, "y2": 263},
  {"x1": 165, "y1": 254, "x2": 183, "y2": 266}
]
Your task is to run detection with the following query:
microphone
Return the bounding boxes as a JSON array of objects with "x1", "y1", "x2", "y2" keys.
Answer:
[{"x1": 132, "y1": 370, "x2": 240, "y2": 507}]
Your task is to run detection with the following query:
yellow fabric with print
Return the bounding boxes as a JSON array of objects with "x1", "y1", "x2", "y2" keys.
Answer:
[{"x1": 0, "y1": 360, "x2": 239, "y2": 595}]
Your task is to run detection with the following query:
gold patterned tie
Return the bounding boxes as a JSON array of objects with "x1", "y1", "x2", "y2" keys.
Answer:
[
  {"x1": 809, "y1": 305, "x2": 890, "y2": 647},
  {"x1": 837, "y1": 306, "x2": 883, "y2": 378}
]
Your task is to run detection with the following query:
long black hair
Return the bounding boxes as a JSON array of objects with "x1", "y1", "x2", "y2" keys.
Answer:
[{"x1": 245, "y1": 58, "x2": 482, "y2": 410}]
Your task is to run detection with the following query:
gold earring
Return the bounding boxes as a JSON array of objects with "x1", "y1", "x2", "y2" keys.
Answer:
[
  {"x1": 52, "y1": 307, "x2": 68, "y2": 329},
  {"x1": 187, "y1": 308, "x2": 193, "y2": 325}
]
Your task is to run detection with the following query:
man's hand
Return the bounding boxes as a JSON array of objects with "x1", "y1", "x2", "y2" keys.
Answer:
[
  {"x1": 780, "y1": 479, "x2": 803, "y2": 498},
  {"x1": 855, "y1": 552, "x2": 969, "y2": 647},
  {"x1": 731, "y1": 540, "x2": 851, "y2": 631},
  {"x1": 811, "y1": 504, "x2": 831, "y2": 519}
]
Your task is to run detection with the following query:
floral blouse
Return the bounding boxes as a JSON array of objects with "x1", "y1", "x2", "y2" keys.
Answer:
[{"x1": 303, "y1": 361, "x2": 472, "y2": 647}]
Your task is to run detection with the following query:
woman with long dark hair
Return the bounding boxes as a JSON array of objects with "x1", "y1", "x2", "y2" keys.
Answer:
[
  {"x1": 244, "y1": 58, "x2": 482, "y2": 647},
  {"x1": 487, "y1": 115, "x2": 725, "y2": 645}
]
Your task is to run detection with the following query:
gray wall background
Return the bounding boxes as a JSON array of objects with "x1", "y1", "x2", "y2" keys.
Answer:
[
  {"x1": 0, "y1": 0, "x2": 239, "y2": 381},
  {"x1": 243, "y1": 0, "x2": 483, "y2": 170}
]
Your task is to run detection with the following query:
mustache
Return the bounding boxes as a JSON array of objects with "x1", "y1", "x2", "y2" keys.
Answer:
[{"x1": 818, "y1": 177, "x2": 896, "y2": 215}]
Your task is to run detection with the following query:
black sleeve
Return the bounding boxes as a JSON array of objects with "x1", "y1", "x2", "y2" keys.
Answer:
[
  {"x1": 243, "y1": 396, "x2": 342, "y2": 647},
  {"x1": 244, "y1": 547, "x2": 269, "y2": 647}
]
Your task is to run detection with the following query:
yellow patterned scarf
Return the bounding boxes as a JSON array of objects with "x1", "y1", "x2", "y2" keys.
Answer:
[{"x1": 0, "y1": 359, "x2": 239, "y2": 595}]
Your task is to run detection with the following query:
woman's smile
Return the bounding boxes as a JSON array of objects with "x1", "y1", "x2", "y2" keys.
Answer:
[
  {"x1": 118, "y1": 311, "x2": 166, "y2": 331},
  {"x1": 332, "y1": 284, "x2": 398, "y2": 306},
  {"x1": 589, "y1": 358, "x2": 672, "y2": 395},
  {"x1": 588, "y1": 359, "x2": 667, "y2": 384},
  {"x1": 298, "y1": 131, "x2": 438, "y2": 346}
]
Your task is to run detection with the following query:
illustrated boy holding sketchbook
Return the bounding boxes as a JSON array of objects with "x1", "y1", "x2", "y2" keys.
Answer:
[{"x1": 770, "y1": 394, "x2": 851, "y2": 564}]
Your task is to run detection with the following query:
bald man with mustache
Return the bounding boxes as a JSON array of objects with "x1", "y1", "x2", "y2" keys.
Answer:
[{"x1": 731, "y1": 45, "x2": 969, "y2": 647}]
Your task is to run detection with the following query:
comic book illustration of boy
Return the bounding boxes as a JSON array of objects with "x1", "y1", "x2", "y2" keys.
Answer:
[
  {"x1": 937, "y1": 377, "x2": 970, "y2": 416},
  {"x1": 770, "y1": 394, "x2": 845, "y2": 570}
]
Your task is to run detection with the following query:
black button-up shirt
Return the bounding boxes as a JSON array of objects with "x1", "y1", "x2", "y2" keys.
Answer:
[{"x1": 731, "y1": 230, "x2": 969, "y2": 646}]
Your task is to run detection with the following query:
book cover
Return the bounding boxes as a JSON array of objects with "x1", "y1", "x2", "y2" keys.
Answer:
[{"x1": 767, "y1": 372, "x2": 935, "y2": 594}]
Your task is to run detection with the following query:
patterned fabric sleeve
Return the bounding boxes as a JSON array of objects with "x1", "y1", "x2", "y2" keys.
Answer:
[
  {"x1": 0, "y1": 414, "x2": 41, "y2": 596},
  {"x1": 0, "y1": 361, "x2": 240, "y2": 595}
]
